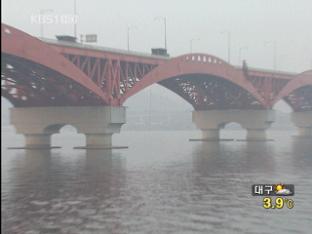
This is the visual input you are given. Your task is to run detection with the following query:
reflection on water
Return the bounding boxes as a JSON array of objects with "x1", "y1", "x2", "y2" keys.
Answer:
[{"x1": 1, "y1": 130, "x2": 312, "y2": 233}]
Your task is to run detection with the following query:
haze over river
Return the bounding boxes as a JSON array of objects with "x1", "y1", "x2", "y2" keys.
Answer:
[{"x1": 2, "y1": 128, "x2": 312, "y2": 234}]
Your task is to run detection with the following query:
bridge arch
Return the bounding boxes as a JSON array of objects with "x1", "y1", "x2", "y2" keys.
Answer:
[
  {"x1": 121, "y1": 53, "x2": 266, "y2": 109},
  {"x1": 220, "y1": 122, "x2": 247, "y2": 140},
  {"x1": 1, "y1": 24, "x2": 110, "y2": 106},
  {"x1": 273, "y1": 70, "x2": 312, "y2": 111},
  {"x1": 46, "y1": 124, "x2": 86, "y2": 147}
]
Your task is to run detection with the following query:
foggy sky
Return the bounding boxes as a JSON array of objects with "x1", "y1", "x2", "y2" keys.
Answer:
[{"x1": 2, "y1": 0, "x2": 312, "y2": 73}]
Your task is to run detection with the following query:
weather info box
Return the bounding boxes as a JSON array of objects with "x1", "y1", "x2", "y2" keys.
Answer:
[{"x1": 252, "y1": 184, "x2": 295, "y2": 196}]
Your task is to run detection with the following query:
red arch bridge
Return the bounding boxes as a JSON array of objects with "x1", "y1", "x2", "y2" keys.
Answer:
[{"x1": 2, "y1": 24, "x2": 312, "y2": 149}]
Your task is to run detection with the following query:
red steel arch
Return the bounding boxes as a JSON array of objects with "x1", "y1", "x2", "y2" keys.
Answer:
[
  {"x1": 1, "y1": 23, "x2": 110, "y2": 105},
  {"x1": 273, "y1": 70, "x2": 312, "y2": 102},
  {"x1": 121, "y1": 53, "x2": 266, "y2": 106},
  {"x1": 4, "y1": 23, "x2": 309, "y2": 110}
]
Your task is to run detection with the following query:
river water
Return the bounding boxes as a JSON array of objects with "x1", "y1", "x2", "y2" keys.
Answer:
[{"x1": 1, "y1": 128, "x2": 312, "y2": 234}]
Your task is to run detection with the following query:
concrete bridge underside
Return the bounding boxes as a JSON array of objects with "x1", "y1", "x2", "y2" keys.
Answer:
[{"x1": 8, "y1": 107, "x2": 312, "y2": 149}]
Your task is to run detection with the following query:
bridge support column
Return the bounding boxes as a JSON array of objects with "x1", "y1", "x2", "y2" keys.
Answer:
[
  {"x1": 202, "y1": 129, "x2": 220, "y2": 140},
  {"x1": 85, "y1": 134, "x2": 112, "y2": 148},
  {"x1": 291, "y1": 111, "x2": 312, "y2": 138},
  {"x1": 192, "y1": 110, "x2": 275, "y2": 141},
  {"x1": 10, "y1": 106, "x2": 126, "y2": 149},
  {"x1": 24, "y1": 134, "x2": 52, "y2": 148}
]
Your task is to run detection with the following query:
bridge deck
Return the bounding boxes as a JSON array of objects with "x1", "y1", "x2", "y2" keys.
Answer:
[
  {"x1": 41, "y1": 37, "x2": 297, "y2": 80},
  {"x1": 41, "y1": 38, "x2": 169, "y2": 63}
]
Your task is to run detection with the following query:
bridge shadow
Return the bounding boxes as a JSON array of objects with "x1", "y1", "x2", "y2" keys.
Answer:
[
  {"x1": 289, "y1": 137, "x2": 312, "y2": 172},
  {"x1": 2, "y1": 149, "x2": 127, "y2": 233},
  {"x1": 189, "y1": 141, "x2": 276, "y2": 216},
  {"x1": 192, "y1": 141, "x2": 276, "y2": 177}
]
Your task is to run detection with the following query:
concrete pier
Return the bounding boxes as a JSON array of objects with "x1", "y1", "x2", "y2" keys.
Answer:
[
  {"x1": 201, "y1": 129, "x2": 220, "y2": 141},
  {"x1": 291, "y1": 111, "x2": 312, "y2": 138},
  {"x1": 192, "y1": 109, "x2": 275, "y2": 141},
  {"x1": 10, "y1": 106, "x2": 126, "y2": 149}
]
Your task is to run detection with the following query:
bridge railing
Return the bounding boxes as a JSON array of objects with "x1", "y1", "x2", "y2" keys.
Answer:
[{"x1": 182, "y1": 54, "x2": 225, "y2": 65}]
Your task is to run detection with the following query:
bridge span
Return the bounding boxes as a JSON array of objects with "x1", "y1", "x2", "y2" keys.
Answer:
[{"x1": 2, "y1": 23, "x2": 312, "y2": 149}]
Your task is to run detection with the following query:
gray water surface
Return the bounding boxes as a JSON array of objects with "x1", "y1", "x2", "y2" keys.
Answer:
[{"x1": 2, "y1": 129, "x2": 312, "y2": 234}]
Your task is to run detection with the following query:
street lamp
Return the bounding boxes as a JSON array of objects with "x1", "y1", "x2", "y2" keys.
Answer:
[
  {"x1": 265, "y1": 41, "x2": 277, "y2": 70},
  {"x1": 127, "y1": 26, "x2": 137, "y2": 51},
  {"x1": 238, "y1": 46, "x2": 248, "y2": 65},
  {"x1": 154, "y1": 16, "x2": 167, "y2": 50},
  {"x1": 74, "y1": 0, "x2": 77, "y2": 38},
  {"x1": 221, "y1": 31, "x2": 231, "y2": 64},
  {"x1": 39, "y1": 9, "x2": 53, "y2": 38},
  {"x1": 190, "y1": 38, "x2": 200, "y2": 53}
]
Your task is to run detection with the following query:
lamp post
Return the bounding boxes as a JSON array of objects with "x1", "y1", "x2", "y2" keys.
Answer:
[
  {"x1": 127, "y1": 26, "x2": 137, "y2": 51},
  {"x1": 74, "y1": 0, "x2": 77, "y2": 38},
  {"x1": 39, "y1": 9, "x2": 53, "y2": 38},
  {"x1": 265, "y1": 41, "x2": 277, "y2": 70},
  {"x1": 155, "y1": 16, "x2": 167, "y2": 50},
  {"x1": 221, "y1": 31, "x2": 231, "y2": 64},
  {"x1": 238, "y1": 46, "x2": 248, "y2": 65},
  {"x1": 190, "y1": 38, "x2": 200, "y2": 53}
]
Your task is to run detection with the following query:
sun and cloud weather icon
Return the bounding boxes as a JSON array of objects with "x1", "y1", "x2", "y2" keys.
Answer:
[{"x1": 275, "y1": 184, "x2": 293, "y2": 195}]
